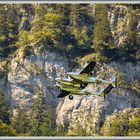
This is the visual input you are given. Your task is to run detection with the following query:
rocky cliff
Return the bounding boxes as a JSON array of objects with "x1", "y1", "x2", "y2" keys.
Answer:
[
  {"x1": 0, "y1": 50, "x2": 139, "y2": 135},
  {"x1": 0, "y1": 49, "x2": 71, "y2": 114}
]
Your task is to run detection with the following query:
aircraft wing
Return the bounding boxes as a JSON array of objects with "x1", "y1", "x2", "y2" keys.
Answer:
[
  {"x1": 56, "y1": 78, "x2": 80, "y2": 88},
  {"x1": 99, "y1": 84, "x2": 114, "y2": 99},
  {"x1": 79, "y1": 61, "x2": 96, "y2": 75},
  {"x1": 68, "y1": 74, "x2": 101, "y2": 84}
]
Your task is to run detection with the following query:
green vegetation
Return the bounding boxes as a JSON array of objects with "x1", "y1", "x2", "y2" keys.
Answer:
[
  {"x1": 0, "y1": 91, "x2": 17, "y2": 136},
  {"x1": 11, "y1": 109, "x2": 31, "y2": 135},
  {"x1": 0, "y1": 87, "x2": 67, "y2": 136},
  {"x1": 93, "y1": 4, "x2": 114, "y2": 62},
  {"x1": 0, "y1": 121, "x2": 17, "y2": 136},
  {"x1": 65, "y1": 108, "x2": 140, "y2": 136},
  {"x1": 0, "y1": 4, "x2": 139, "y2": 62},
  {"x1": 68, "y1": 122, "x2": 88, "y2": 136},
  {"x1": 0, "y1": 5, "x2": 18, "y2": 58},
  {"x1": 129, "y1": 80, "x2": 140, "y2": 93},
  {"x1": 101, "y1": 108, "x2": 140, "y2": 136},
  {"x1": 124, "y1": 7, "x2": 139, "y2": 62},
  {"x1": 0, "y1": 60, "x2": 10, "y2": 80},
  {"x1": 128, "y1": 117, "x2": 140, "y2": 136},
  {"x1": 30, "y1": 89, "x2": 55, "y2": 136},
  {"x1": 0, "y1": 92, "x2": 10, "y2": 124}
]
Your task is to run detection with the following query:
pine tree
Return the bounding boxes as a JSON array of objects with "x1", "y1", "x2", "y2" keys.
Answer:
[
  {"x1": 93, "y1": 4, "x2": 113, "y2": 61},
  {"x1": 0, "y1": 120, "x2": 17, "y2": 136},
  {"x1": 38, "y1": 107, "x2": 55, "y2": 136},
  {"x1": 125, "y1": 6, "x2": 139, "y2": 60},
  {"x1": 0, "y1": 5, "x2": 8, "y2": 46},
  {"x1": 128, "y1": 117, "x2": 140, "y2": 136},
  {"x1": 70, "y1": 4, "x2": 92, "y2": 48},
  {"x1": 30, "y1": 88, "x2": 55, "y2": 136},
  {"x1": 30, "y1": 4, "x2": 65, "y2": 49},
  {"x1": 0, "y1": 5, "x2": 19, "y2": 57},
  {"x1": 11, "y1": 109, "x2": 31, "y2": 135},
  {"x1": 30, "y1": 90, "x2": 44, "y2": 135},
  {"x1": 6, "y1": 5, "x2": 19, "y2": 44},
  {"x1": 0, "y1": 91, "x2": 10, "y2": 124}
]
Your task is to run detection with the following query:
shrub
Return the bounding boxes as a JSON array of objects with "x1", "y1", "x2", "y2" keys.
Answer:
[
  {"x1": 101, "y1": 109, "x2": 140, "y2": 136},
  {"x1": 0, "y1": 121, "x2": 17, "y2": 136}
]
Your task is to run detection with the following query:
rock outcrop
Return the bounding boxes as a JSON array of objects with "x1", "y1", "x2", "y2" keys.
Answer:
[{"x1": 2, "y1": 49, "x2": 70, "y2": 115}]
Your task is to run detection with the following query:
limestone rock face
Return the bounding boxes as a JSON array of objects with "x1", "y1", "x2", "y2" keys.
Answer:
[
  {"x1": 7, "y1": 50, "x2": 70, "y2": 113},
  {"x1": 109, "y1": 5, "x2": 128, "y2": 47},
  {"x1": 109, "y1": 5, "x2": 140, "y2": 47}
]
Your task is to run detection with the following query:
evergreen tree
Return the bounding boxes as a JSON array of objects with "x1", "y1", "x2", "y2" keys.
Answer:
[
  {"x1": 70, "y1": 4, "x2": 92, "y2": 48},
  {"x1": 6, "y1": 5, "x2": 19, "y2": 44},
  {"x1": 0, "y1": 91, "x2": 10, "y2": 124},
  {"x1": 11, "y1": 109, "x2": 31, "y2": 135},
  {"x1": 30, "y1": 4, "x2": 65, "y2": 50},
  {"x1": 0, "y1": 120, "x2": 17, "y2": 136},
  {"x1": 0, "y1": 5, "x2": 8, "y2": 47},
  {"x1": 38, "y1": 107, "x2": 55, "y2": 136},
  {"x1": 128, "y1": 117, "x2": 140, "y2": 136},
  {"x1": 93, "y1": 4, "x2": 113, "y2": 61},
  {"x1": 30, "y1": 88, "x2": 55, "y2": 136},
  {"x1": 101, "y1": 109, "x2": 140, "y2": 136},
  {"x1": 125, "y1": 7, "x2": 139, "y2": 61},
  {"x1": 30, "y1": 90, "x2": 43, "y2": 135},
  {"x1": 0, "y1": 5, "x2": 19, "y2": 57}
]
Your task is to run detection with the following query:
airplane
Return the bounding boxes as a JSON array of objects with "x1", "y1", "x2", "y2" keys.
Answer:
[{"x1": 55, "y1": 61, "x2": 117, "y2": 100}]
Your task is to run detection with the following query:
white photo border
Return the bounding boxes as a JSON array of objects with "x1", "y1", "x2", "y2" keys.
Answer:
[{"x1": 0, "y1": 0, "x2": 139, "y2": 139}]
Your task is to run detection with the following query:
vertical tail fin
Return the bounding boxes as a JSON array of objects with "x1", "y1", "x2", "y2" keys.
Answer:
[
  {"x1": 115, "y1": 77, "x2": 118, "y2": 88},
  {"x1": 80, "y1": 61, "x2": 96, "y2": 75},
  {"x1": 112, "y1": 77, "x2": 118, "y2": 88}
]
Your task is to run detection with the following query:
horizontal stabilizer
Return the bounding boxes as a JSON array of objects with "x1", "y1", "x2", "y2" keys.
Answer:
[
  {"x1": 57, "y1": 90, "x2": 69, "y2": 98},
  {"x1": 103, "y1": 84, "x2": 114, "y2": 94},
  {"x1": 99, "y1": 84, "x2": 114, "y2": 99}
]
